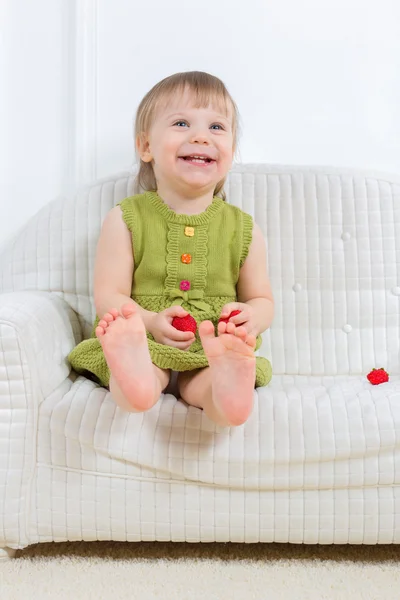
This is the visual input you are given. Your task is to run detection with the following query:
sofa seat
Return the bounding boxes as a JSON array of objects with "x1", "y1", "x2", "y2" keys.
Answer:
[
  {"x1": 38, "y1": 374, "x2": 400, "y2": 490},
  {"x1": 25, "y1": 372, "x2": 400, "y2": 545}
]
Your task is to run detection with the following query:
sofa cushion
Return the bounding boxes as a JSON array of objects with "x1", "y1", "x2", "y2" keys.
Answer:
[{"x1": 37, "y1": 373, "x2": 400, "y2": 490}]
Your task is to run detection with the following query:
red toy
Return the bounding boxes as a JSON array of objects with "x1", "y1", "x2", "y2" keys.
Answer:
[
  {"x1": 367, "y1": 368, "x2": 389, "y2": 385},
  {"x1": 218, "y1": 310, "x2": 243, "y2": 325},
  {"x1": 172, "y1": 314, "x2": 197, "y2": 334}
]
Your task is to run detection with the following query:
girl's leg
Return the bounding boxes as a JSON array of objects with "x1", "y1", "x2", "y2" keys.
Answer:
[
  {"x1": 178, "y1": 367, "x2": 232, "y2": 427},
  {"x1": 178, "y1": 320, "x2": 257, "y2": 427},
  {"x1": 96, "y1": 303, "x2": 170, "y2": 412},
  {"x1": 110, "y1": 366, "x2": 170, "y2": 413}
]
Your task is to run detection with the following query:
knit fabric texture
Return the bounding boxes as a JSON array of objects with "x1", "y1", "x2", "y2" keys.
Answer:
[{"x1": 68, "y1": 191, "x2": 272, "y2": 388}]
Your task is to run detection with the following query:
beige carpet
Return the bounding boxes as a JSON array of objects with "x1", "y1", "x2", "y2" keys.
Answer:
[{"x1": 2, "y1": 541, "x2": 400, "y2": 599}]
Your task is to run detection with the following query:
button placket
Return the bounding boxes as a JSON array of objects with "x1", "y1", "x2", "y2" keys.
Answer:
[{"x1": 179, "y1": 225, "x2": 195, "y2": 289}]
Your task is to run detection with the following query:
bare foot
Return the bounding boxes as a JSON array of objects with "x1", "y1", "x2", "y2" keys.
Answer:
[
  {"x1": 199, "y1": 320, "x2": 256, "y2": 426},
  {"x1": 95, "y1": 304, "x2": 158, "y2": 411}
]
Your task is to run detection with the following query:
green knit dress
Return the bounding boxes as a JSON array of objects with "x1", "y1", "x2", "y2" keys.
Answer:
[{"x1": 68, "y1": 191, "x2": 272, "y2": 388}]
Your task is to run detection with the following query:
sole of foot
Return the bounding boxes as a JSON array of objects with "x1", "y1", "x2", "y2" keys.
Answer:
[
  {"x1": 95, "y1": 304, "x2": 158, "y2": 411},
  {"x1": 199, "y1": 320, "x2": 256, "y2": 426}
]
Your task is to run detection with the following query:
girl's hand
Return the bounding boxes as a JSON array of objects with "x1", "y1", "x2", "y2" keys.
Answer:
[
  {"x1": 219, "y1": 302, "x2": 258, "y2": 336},
  {"x1": 148, "y1": 306, "x2": 196, "y2": 350}
]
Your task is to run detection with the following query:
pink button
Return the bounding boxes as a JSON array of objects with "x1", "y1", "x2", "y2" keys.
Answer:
[{"x1": 179, "y1": 280, "x2": 191, "y2": 291}]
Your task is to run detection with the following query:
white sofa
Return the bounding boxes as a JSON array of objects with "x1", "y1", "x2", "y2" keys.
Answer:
[{"x1": 1, "y1": 163, "x2": 400, "y2": 561}]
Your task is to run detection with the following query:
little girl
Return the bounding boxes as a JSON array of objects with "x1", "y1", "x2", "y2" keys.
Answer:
[{"x1": 69, "y1": 70, "x2": 274, "y2": 427}]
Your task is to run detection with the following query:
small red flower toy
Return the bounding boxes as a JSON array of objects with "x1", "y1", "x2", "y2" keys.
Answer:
[
  {"x1": 172, "y1": 314, "x2": 197, "y2": 334},
  {"x1": 367, "y1": 368, "x2": 389, "y2": 385},
  {"x1": 218, "y1": 310, "x2": 243, "y2": 325}
]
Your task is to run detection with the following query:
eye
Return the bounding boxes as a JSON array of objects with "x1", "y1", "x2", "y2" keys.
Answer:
[{"x1": 173, "y1": 121, "x2": 225, "y2": 131}]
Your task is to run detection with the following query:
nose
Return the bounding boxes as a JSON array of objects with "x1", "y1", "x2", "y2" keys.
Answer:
[{"x1": 190, "y1": 128, "x2": 210, "y2": 145}]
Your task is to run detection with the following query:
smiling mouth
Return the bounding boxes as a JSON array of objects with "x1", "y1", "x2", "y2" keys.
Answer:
[{"x1": 179, "y1": 156, "x2": 216, "y2": 165}]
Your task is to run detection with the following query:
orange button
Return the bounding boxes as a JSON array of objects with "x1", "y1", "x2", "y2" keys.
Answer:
[
  {"x1": 185, "y1": 226, "x2": 195, "y2": 237},
  {"x1": 181, "y1": 253, "x2": 192, "y2": 264}
]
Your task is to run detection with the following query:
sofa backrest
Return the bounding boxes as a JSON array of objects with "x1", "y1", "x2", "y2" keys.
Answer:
[{"x1": 1, "y1": 163, "x2": 399, "y2": 375}]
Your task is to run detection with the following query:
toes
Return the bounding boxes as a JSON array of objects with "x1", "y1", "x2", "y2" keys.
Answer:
[
  {"x1": 246, "y1": 334, "x2": 257, "y2": 349},
  {"x1": 218, "y1": 321, "x2": 238, "y2": 336},
  {"x1": 234, "y1": 326, "x2": 247, "y2": 339},
  {"x1": 226, "y1": 322, "x2": 236, "y2": 335},
  {"x1": 102, "y1": 313, "x2": 114, "y2": 323},
  {"x1": 216, "y1": 319, "x2": 256, "y2": 352},
  {"x1": 199, "y1": 320, "x2": 215, "y2": 338},
  {"x1": 121, "y1": 303, "x2": 137, "y2": 319},
  {"x1": 98, "y1": 319, "x2": 108, "y2": 329},
  {"x1": 109, "y1": 308, "x2": 119, "y2": 318},
  {"x1": 217, "y1": 321, "x2": 228, "y2": 335},
  {"x1": 95, "y1": 325, "x2": 105, "y2": 337}
]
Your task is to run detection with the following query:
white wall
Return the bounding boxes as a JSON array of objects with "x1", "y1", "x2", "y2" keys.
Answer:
[
  {"x1": 1, "y1": 0, "x2": 74, "y2": 251},
  {"x1": 2, "y1": 0, "x2": 400, "y2": 250}
]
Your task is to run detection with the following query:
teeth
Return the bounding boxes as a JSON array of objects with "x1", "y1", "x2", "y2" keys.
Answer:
[{"x1": 184, "y1": 156, "x2": 210, "y2": 162}]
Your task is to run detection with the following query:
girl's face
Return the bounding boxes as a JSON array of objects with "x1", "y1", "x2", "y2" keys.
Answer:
[{"x1": 139, "y1": 89, "x2": 235, "y2": 196}]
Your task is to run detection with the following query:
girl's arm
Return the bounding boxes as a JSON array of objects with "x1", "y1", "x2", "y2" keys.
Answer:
[
  {"x1": 93, "y1": 206, "x2": 156, "y2": 330},
  {"x1": 235, "y1": 222, "x2": 274, "y2": 335}
]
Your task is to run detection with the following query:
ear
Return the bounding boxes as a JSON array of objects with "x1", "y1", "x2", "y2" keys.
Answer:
[{"x1": 136, "y1": 132, "x2": 153, "y2": 163}]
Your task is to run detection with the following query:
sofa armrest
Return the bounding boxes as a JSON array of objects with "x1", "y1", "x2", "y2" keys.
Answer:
[{"x1": 0, "y1": 291, "x2": 82, "y2": 404}]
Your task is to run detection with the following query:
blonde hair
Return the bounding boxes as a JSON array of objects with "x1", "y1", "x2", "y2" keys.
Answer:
[{"x1": 133, "y1": 71, "x2": 241, "y2": 200}]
